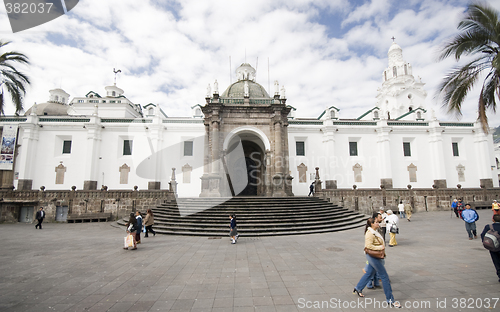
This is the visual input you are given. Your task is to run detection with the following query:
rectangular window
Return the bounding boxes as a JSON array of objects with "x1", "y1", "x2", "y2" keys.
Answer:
[
  {"x1": 62, "y1": 141, "x2": 72, "y2": 154},
  {"x1": 123, "y1": 140, "x2": 133, "y2": 156},
  {"x1": 452, "y1": 142, "x2": 459, "y2": 157},
  {"x1": 403, "y1": 142, "x2": 411, "y2": 157},
  {"x1": 349, "y1": 142, "x2": 358, "y2": 156},
  {"x1": 184, "y1": 141, "x2": 193, "y2": 156},
  {"x1": 296, "y1": 141, "x2": 305, "y2": 156}
]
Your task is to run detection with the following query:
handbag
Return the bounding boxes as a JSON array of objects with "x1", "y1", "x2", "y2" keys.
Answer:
[
  {"x1": 124, "y1": 234, "x2": 134, "y2": 248},
  {"x1": 390, "y1": 222, "x2": 399, "y2": 234},
  {"x1": 364, "y1": 247, "x2": 385, "y2": 259}
]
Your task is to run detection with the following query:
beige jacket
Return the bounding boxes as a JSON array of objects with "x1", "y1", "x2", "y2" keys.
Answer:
[
  {"x1": 144, "y1": 214, "x2": 154, "y2": 226},
  {"x1": 365, "y1": 227, "x2": 385, "y2": 251}
]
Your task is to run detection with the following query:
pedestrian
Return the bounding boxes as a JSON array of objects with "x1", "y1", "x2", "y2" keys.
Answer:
[
  {"x1": 308, "y1": 182, "x2": 314, "y2": 196},
  {"x1": 124, "y1": 212, "x2": 137, "y2": 250},
  {"x1": 493, "y1": 200, "x2": 499, "y2": 212},
  {"x1": 229, "y1": 215, "x2": 238, "y2": 244},
  {"x1": 378, "y1": 207, "x2": 387, "y2": 244},
  {"x1": 457, "y1": 199, "x2": 464, "y2": 219},
  {"x1": 386, "y1": 210, "x2": 399, "y2": 247},
  {"x1": 135, "y1": 211, "x2": 143, "y2": 244},
  {"x1": 494, "y1": 205, "x2": 500, "y2": 217},
  {"x1": 462, "y1": 203, "x2": 479, "y2": 240},
  {"x1": 452, "y1": 199, "x2": 459, "y2": 218},
  {"x1": 144, "y1": 209, "x2": 156, "y2": 237},
  {"x1": 35, "y1": 207, "x2": 45, "y2": 229},
  {"x1": 353, "y1": 218, "x2": 401, "y2": 308},
  {"x1": 480, "y1": 214, "x2": 500, "y2": 283},
  {"x1": 398, "y1": 201, "x2": 405, "y2": 219},
  {"x1": 404, "y1": 201, "x2": 413, "y2": 222}
]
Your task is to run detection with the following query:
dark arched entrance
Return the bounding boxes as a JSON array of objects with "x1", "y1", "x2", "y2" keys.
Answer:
[{"x1": 225, "y1": 138, "x2": 265, "y2": 196}]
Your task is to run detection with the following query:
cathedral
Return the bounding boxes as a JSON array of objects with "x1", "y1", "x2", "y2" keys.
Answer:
[{"x1": 1, "y1": 42, "x2": 498, "y2": 197}]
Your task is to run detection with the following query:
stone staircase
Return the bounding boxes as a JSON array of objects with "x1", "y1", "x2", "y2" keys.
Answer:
[{"x1": 118, "y1": 196, "x2": 367, "y2": 237}]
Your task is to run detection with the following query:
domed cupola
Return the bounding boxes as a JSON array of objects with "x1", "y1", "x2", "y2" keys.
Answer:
[
  {"x1": 383, "y1": 42, "x2": 413, "y2": 82},
  {"x1": 25, "y1": 88, "x2": 70, "y2": 116},
  {"x1": 221, "y1": 63, "x2": 271, "y2": 99},
  {"x1": 105, "y1": 84, "x2": 124, "y2": 97}
]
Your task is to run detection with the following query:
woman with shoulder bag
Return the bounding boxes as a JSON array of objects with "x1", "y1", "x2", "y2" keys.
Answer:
[
  {"x1": 124, "y1": 212, "x2": 138, "y2": 250},
  {"x1": 353, "y1": 218, "x2": 401, "y2": 308}
]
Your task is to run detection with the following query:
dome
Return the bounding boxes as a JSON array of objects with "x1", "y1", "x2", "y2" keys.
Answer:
[
  {"x1": 388, "y1": 42, "x2": 402, "y2": 53},
  {"x1": 388, "y1": 42, "x2": 404, "y2": 66},
  {"x1": 221, "y1": 80, "x2": 271, "y2": 98},
  {"x1": 220, "y1": 63, "x2": 270, "y2": 99},
  {"x1": 25, "y1": 102, "x2": 69, "y2": 116}
]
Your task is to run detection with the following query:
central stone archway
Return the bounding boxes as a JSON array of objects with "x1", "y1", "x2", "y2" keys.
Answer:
[{"x1": 223, "y1": 128, "x2": 269, "y2": 196}]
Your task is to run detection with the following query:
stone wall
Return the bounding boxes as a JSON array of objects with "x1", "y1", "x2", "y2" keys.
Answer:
[
  {"x1": 317, "y1": 187, "x2": 500, "y2": 216},
  {"x1": 0, "y1": 189, "x2": 175, "y2": 223}
]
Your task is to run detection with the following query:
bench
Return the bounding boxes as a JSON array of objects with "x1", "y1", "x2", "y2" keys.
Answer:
[{"x1": 67, "y1": 213, "x2": 112, "y2": 223}]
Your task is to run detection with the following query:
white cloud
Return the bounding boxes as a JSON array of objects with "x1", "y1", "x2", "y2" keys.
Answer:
[{"x1": 0, "y1": 0, "x2": 497, "y2": 127}]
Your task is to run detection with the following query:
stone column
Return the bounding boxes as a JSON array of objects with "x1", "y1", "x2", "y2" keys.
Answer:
[
  {"x1": 147, "y1": 114, "x2": 164, "y2": 189},
  {"x1": 15, "y1": 121, "x2": 38, "y2": 190},
  {"x1": 265, "y1": 150, "x2": 272, "y2": 196},
  {"x1": 322, "y1": 120, "x2": 336, "y2": 188},
  {"x1": 274, "y1": 121, "x2": 282, "y2": 175},
  {"x1": 376, "y1": 121, "x2": 393, "y2": 188},
  {"x1": 83, "y1": 122, "x2": 101, "y2": 190},
  {"x1": 429, "y1": 122, "x2": 447, "y2": 188},
  {"x1": 474, "y1": 124, "x2": 494, "y2": 188}
]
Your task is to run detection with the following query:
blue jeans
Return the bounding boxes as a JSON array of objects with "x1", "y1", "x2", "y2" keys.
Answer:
[
  {"x1": 355, "y1": 254, "x2": 395, "y2": 304},
  {"x1": 465, "y1": 222, "x2": 477, "y2": 238},
  {"x1": 363, "y1": 263, "x2": 380, "y2": 288},
  {"x1": 399, "y1": 211, "x2": 406, "y2": 218}
]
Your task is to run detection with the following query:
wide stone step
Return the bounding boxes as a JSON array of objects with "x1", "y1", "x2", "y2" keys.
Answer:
[{"x1": 118, "y1": 196, "x2": 367, "y2": 237}]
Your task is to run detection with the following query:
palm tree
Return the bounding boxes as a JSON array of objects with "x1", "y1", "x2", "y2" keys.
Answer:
[
  {"x1": 437, "y1": 2, "x2": 500, "y2": 134},
  {"x1": 0, "y1": 41, "x2": 30, "y2": 115}
]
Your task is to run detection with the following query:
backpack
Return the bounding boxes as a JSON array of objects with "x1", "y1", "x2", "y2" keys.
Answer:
[{"x1": 482, "y1": 224, "x2": 500, "y2": 252}]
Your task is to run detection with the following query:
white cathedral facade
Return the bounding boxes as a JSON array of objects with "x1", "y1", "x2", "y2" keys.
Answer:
[{"x1": 3, "y1": 42, "x2": 498, "y2": 196}]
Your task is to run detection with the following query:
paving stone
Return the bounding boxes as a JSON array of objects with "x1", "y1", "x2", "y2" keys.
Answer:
[{"x1": 1, "y1": 210, "x2": 499, "y2": 311}]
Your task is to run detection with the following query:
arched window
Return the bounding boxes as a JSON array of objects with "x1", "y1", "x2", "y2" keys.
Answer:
[
  {"x1": 393, "y1": 66, "x2": 397, "y2": 77},
  {"x1": 55, "y1": 95, "x2": 59, "y2": 102},
  {"x1": 384, "y1": 71, "x2": 387, "y2": 81},
  {"x1": 374, "y1": 111, "x2": 379, "y2": 119},
  {"x1": 330, "y1": 110, "x2": 335, "y2": 119},
  {"x1": 112, "y1": 91, "x2": 116, "y2": 97},
  {"x1": 416, "y1": 112, "x2": 422, "y2": 119},
  {"x1": 409, "y1": 107, "x2": 413, "y2": 112},
  {"x1": 149, "y1": 108, "x2": 154, "y2": 115},
  {"x1": 61, "y1": 97, "x2": 65, "y2": 103},
  {"x1": 195, "y1": 108, "x2": 201, "y2": 116},
  {"x1": 387, "y1": 112, "x2": 391, "y2": 119},
  {"x1": 404, "y1": 64, "x2": 408, "y2": 75}
]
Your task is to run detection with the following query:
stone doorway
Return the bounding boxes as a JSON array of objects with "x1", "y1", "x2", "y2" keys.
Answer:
[{"x1": 225, "y1": 136, "x2": 266, "y2": 196}]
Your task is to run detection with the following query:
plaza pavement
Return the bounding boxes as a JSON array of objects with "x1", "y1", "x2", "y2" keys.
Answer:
[{"x1": 0, "y1": 209, "x2": 499, "y2": 312}]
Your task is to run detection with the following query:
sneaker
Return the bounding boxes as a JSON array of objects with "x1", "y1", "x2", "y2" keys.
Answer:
[
  {"x1": 231, "y1": 239, "x2": 236, "y2": 244},
  {"x1": 469, "y1": 237, "x2": 473, "y2": 240},
  {"x1": 136, "y1": 241, "x2": 141, "y2": 244},
  {"x1": 474, "y1": 235, "x2": 477, "y2": 239}
]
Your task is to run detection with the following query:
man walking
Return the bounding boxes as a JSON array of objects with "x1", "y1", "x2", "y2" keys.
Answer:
[
  {"x1": 404, "y1": 201, "x2": 413, "y2": 222},
  {"x1": 35, "y1": 207, "x2": 45, "y2": 229},
  {"x1": 308, "y1": 182, "x2": 314, "y2": 196},
  {"x1": 462, "y1": 204, "x2": 479, "y2": 240},
  {"x1": 452, "y1": 199, "x2": 459, "y2": 218},
  {"x1": 481, "y1": 214, "x2": 500, "y2": 283},
  {"x1": 398, "y1": 201, "x2": 405, "y2": 219}
]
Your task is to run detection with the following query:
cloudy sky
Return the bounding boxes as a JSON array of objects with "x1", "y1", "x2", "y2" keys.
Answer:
[{"x1": 1, "y1": 0, "x2": 499, "y2": 127}]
